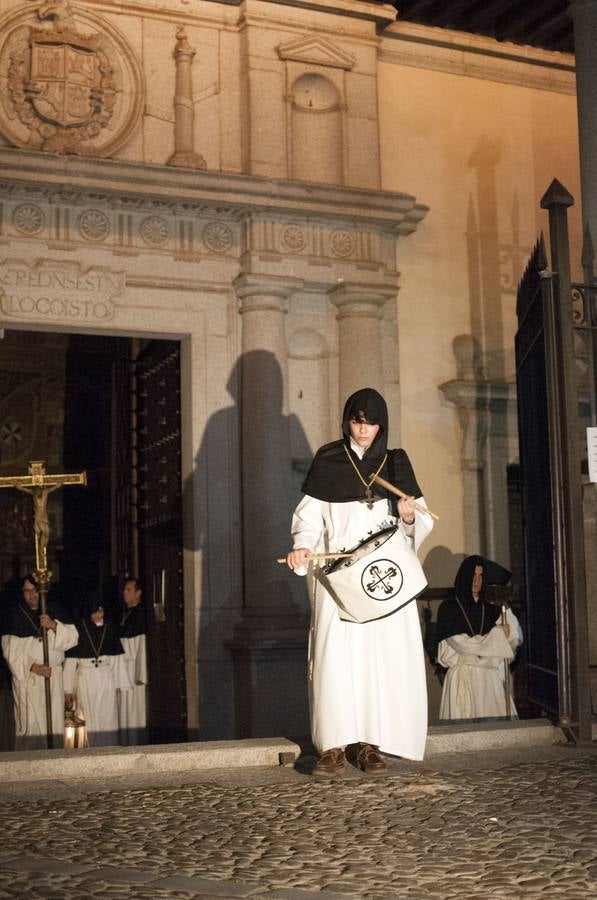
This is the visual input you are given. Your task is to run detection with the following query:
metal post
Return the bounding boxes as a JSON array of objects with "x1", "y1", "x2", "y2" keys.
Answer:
[
  {"x1": 37, "y1": 571, "x2": 53, "y2": 749},
  {"x1": 541, "y1": 179, "x2": 592, "y2": 744}
]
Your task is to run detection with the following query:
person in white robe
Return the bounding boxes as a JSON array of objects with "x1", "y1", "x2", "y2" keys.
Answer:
[
  {"x1": 287, "y1": 388, "x2": 433, "y2": 776},
  {"x1": 1, "y1": 575, "x2": 78, "y2": 749},
  {"x1": 437, "y1": 556, "x2": 523, "y2": 720},
  {"x1": 64, "y1": 596, "x2": 132, "y2": 746},
  {"x1": 117, "y1": 577, "x2": 148, "y2": 745}
]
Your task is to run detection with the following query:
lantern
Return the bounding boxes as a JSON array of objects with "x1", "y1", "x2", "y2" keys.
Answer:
[{"x1": 64, "y1": 699, "x2": 87, "y2": 749}]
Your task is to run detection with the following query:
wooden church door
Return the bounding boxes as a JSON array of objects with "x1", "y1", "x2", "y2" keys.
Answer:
[{"x1": 134, "y1": 340, "x2": 187, "y2": 743}]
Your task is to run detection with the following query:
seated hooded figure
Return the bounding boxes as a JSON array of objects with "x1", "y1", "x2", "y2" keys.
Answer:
[
  {"x1": 1, "y1": 575, "x2": 77, "y2": 749},
  {"x1": 63, "y1": 594, "x2": 132, "y2": 746},
  {"x1": 436, "y1": 556, "x2": 523, "y2": 721}
]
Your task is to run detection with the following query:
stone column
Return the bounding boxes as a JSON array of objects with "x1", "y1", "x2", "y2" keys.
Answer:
[
  {"x1": 229, "y1": 273, "x2": 309, "y2": 738},
  {"x1": 167, "y1": 27, "x2": 206, "y2": 170},
  {"x1": 235, "y1": 273, "x2": 303, "y2": 612},
  {"x1": 328, "y1": 282, "x2": 393, "y2": 402},
  {"x1": 439, "y1": 335, "x2": 518, "y2": 561},
  {"x1": 570, "y1": 1, "x2": 597, "y2": 249}
]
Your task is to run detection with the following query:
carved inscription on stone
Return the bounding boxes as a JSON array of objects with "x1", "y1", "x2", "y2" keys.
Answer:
[
  {"x1": 0, "y1": 3, "x2": 143, "y2": 156},
  {"x1": 0, "y1": 259, "x2": 124, "y2": 322}
]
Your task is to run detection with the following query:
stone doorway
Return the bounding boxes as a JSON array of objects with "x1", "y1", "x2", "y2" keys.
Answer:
[{"x1": 0, "y1": 328, "x2": 186, "y2": 747}]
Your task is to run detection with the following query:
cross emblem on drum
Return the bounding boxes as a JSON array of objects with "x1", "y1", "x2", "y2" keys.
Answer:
[{"x1": 361, "y1": 559, "x2": 403, "y2": 601}]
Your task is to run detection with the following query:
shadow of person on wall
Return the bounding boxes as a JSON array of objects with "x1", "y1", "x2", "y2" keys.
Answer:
[{"x1": 183, "y1": 350, "x2": 312, "y2": 741}]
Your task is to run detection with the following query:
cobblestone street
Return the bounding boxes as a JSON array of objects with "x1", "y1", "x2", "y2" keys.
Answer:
[{"x1": 0, "y1": 745, "x2": 595, "y2": 899}]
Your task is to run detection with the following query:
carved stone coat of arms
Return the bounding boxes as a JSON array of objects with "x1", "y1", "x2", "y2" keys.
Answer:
[{"x1": 0, "y1": 2, "x2": 143, "y2": 156}]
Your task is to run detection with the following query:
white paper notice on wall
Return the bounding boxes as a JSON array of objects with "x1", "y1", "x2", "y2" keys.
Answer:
[{"x1": 587, "y1": 428, "x2": 597, "y2": 483}]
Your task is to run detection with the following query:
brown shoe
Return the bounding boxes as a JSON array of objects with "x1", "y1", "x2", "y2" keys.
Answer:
[
  {"x1": 358, "y1": 743, "x2": 386, "y2": 774},
  {"x1": 312, "y1": 747, "x2": 346, "y2": 777}
]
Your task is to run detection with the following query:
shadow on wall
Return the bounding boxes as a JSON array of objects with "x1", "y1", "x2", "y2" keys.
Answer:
[
  {"x1": 422, "y1": 544, "x2": 465, "y2": 590},
  {"x1": 184, "y1": 350, "x2": 312, "y2": 740}
]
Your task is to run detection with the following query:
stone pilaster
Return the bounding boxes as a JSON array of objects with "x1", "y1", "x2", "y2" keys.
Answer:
[
  {"x1": 570, "y1": 1, "x2": 597, "y2": 251},
  {"x1": 328, "y1": 282, "x2": 394, "y2": 401},
  {"x1": 229, "y1": 273, "x2": 309, "y2": 738}
]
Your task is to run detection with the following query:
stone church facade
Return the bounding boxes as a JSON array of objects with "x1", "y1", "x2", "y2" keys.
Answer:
[{"x1": 0, "y1": 1, "x2": 582, "y2": 737}]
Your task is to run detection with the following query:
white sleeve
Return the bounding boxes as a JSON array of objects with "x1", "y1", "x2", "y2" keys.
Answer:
[
  {"x1": 290, "y1": 495, "x2": 326, "y2": 576},
  {"x1": 506, "y1": 608, "x2": 523, "y2": 651},
  {"x1": 412, "y1": 497, "x2": 434, "y2": 553},
  {"x1": 109, "y1": 653, "x2": 134, "y2": 691},
  {"x1": 62, "y1": 657, "x2": 78, "y2": 693},
  {"x1": 53, "y1": 621, "x2": 79, "y2": 653},
  {"x1": 438, "y1": 628, "x2": 514, "y2": 668},
  {"x1": 2, "y1": 634, "x2": 32, "y2": 682},
  {"x1": 134, "y1": 635, "x2": 148, "y2": 685}
]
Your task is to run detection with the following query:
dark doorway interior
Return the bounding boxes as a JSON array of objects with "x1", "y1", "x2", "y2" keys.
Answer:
[{"x1": 0, "y1": 329, "x2": 186, "y2": 746}]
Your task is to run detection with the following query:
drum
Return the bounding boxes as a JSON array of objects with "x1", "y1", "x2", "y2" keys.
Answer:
[{"x1": 317, "y1": 526, "x2": 427, "y2": 623}]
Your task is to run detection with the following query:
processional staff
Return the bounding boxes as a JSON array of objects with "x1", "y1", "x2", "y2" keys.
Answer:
[{"x1": 0, "y1": 460, "x2": 87, "y2": 749}]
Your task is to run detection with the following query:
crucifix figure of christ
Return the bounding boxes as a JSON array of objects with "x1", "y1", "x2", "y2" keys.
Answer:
[
  {"x1": 0, "y1": 460, "x2": 87, "y2": 747},
  {"x1": 0, "y1": 460, "x2": 87, "y2": 573}
]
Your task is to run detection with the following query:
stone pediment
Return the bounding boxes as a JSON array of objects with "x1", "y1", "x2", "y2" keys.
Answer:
[{"x1": 277, "y1": 35, "x2": 356, "y2": 70}]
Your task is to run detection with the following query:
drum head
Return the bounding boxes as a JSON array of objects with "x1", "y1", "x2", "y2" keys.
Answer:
[{"x1": 318, "y1": 526, "x2": 427, "y2": 624}]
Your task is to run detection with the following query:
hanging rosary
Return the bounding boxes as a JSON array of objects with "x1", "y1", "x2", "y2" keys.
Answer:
[
  {"x1": 343, "y1": 445, "x2": 387, "y2": 509},
  {"x1": 455, "y1": 596, "x2": 484, "y2": 637},
  {"x1": 82, "y1": 620, "x2": 107, "y2": 667}
]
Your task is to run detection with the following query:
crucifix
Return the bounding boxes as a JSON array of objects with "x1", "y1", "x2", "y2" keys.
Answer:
[{"x1": 0, "y1": 460, "x2": 87, "y2": 747}]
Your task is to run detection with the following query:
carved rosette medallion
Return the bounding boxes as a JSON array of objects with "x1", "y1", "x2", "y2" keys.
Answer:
[
  {"x1": 281, "y1": 225, "x2": 306, "y2": 253},
  {"x1": 330, "y1": 229, "x2": 355, "y2": 258},
  {"x1": 12, "y1": 203, "x2": 46, "y2": 236},
  {"x1": 202, "y1": 222, "x2": 233, "y2": 254},
  {"x1": 140, "y1": 216, "x2": 170, "y2": 246},
  {"x1": 0, "y1": 3, "x2": 143, "y2": 156},
  {"x1": 78, "y1": 208, "x2": 110, "y2": 242}
]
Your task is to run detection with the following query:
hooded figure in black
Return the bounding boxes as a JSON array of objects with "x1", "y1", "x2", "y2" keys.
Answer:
[
  {"x1": 301, "y1": 387, "x2": 421, "y2": 511},
  {"x1": 435, "y1": 555, "x2": 511, "y2": 646},
  {"x1": 436, "y1": 555, "x2": 522, "y2": 721},
  {"x1": 63, "y1": 592, "x2": 131, "y2": 746},
  {"x1": 66, "y1": 592, "x2": 125, "y2": 662},
  {"x1": 287, "y1": 387, "x2": 434, "y2": 776},
  {"x1": 1, "y1": 575, "x2": 78, "y2": 749}
]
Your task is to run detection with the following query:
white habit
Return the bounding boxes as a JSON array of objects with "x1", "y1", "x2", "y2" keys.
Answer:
[
  {"x1": 2, "y1": 621, "x2": 78, "y2": 749},
  {"x1": 292, "y1": 490, "x2": 433, "y2": 760},
  {"x1": 64, "y1": 652, "x2": 132, "y2": 746},
  {"x1": 438, "y1": 607, "x2": 523, "y2": 720},
  {"x1": 118, "y1": 634, "x2": 148, "y2": 744}
]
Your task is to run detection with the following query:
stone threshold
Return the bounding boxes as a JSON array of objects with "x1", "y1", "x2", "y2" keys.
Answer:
[
  {"x1": 425, "y1": 719, "x2": 564, "y2": 755},
  {"x1": 0, "y1": 721, "x2": 576, "y2": 783},
  {"x1": 0, "y1": 737, "x2": 301, "y2": 783}
]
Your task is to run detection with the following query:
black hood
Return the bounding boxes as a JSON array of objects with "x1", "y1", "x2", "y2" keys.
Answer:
[
  {"x1": 301, "y1": 388, "x2": 421, "y2": 505},
  {"x1": 436, "y1": 555, "x2": 511, "y2": 644}
]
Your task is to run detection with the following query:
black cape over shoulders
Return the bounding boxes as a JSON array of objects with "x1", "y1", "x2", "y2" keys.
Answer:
[
  {"x1": 301, "y1": 387, "x2": 422, "y2": 506},
  {"x1": 436, "y1": 555, "x2": 511, "y2": 645}
]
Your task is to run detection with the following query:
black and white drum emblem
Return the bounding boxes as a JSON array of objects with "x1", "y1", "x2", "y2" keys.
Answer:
[{"x1": 361, "y1": 558, "x2": 404, "y2": 601}]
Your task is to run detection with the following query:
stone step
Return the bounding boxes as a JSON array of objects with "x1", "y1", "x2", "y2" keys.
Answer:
[
  {"x1": 425, "y1": 719, "x2": 563, "y2": 754},
  {"x1": 0, "y1": 721, "x2": 569, "y2": 783},
  {"x1": 0, "y1": 737, "x2": 301, "y2": 783}
]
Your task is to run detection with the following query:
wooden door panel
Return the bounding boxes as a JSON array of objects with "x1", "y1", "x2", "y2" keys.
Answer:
[{"x1": 135, "y1": 341, "x2": 186, "y2": 743}]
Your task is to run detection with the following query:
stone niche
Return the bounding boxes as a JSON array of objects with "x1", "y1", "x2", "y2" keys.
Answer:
[{"x1": 249, "y1": 26, "x2": 383, "y2": 188}]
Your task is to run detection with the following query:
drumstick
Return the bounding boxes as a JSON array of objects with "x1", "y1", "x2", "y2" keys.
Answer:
[
  {"x1": 276, "y1": 552, "x2": 353, "y2": 564},
  {"x1": 371, "y1": 473, "x2": 440, "y2": 521}
]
